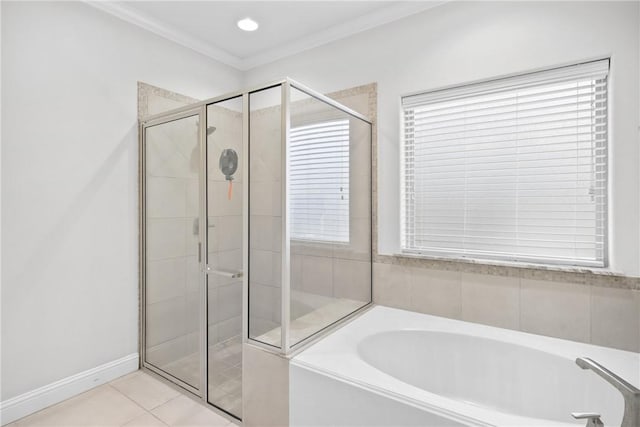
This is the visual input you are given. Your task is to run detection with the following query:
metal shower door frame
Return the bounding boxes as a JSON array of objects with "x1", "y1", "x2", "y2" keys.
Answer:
[{"x1": 138, "y1": 106, "x2": 207, "y2": 401}]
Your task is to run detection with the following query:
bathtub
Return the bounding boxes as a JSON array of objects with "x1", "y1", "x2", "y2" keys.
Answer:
[{"x1": 290, "y1": 306, "x2": 640, "y2": 426}]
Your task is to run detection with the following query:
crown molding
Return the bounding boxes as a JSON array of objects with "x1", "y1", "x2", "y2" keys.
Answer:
[
  {"x1": 85, "y1": 1, "x2": 244, "y2": 69},
  {"x1": 241, "y1": 1, "x2": 447, "y2": 70},
  {"x1": 85, "y1": 1, "x2": 446, "y2": 72}
]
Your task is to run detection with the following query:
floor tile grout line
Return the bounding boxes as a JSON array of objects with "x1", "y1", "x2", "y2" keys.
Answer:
[
  {"x1": 8, "y1": 374, "x2": 237, "y2": 427},
  {"x1": 150, "y1": 393, "x2": 184, "y2": 413},
  {"x1": 156, "y1": 393, "x2": 235, "y2": 427},
  {"x1": 105, "y1": 382, "x2": 153, "y2": 419},
  {"x1": 106, "y1": 378, "x2": 178, "y2": 418},
  {"x1": 110, "y1": 367, "x2": 242, "y2": 424},
  {"x1": 118, "y1": 409, "x2": 170, "y2": 427},
  {"x1": 144, "y1": 411, "x2": 171, "y2": 427},
  {"x1": 110, "y1": 377, "x2": 217, "y2": 426}
]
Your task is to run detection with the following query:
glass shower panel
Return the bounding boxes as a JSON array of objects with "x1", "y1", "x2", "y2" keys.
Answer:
[
  {"x1": 248, "y1": 86, "x2": 283, "y2": 348},
  {"x1": 206, "y1": 97, "x2": 243, "y2": 417},
  {"x1": 144, "y1": 114, "x2": 202, "y2": 390},
  {"x1": 288, "y1": 87, "x2": 372, "y2": 348}
]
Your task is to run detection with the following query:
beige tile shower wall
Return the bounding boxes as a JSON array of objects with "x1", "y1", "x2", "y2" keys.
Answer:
[
  {"x1": 145, "y1": 115, "x2": 201, "y2": 367},
  {"x1": 207, "y1": 104, "x2": 244, "y2": 346},
  {"x1": 142, "y1": 87, "x2": 245, "y2": 356},
  {"x1": 249, "y1": 102, "x2": 284, "y2": 337},
  {"x1": 140, "y1": 83, "x2": 201, "y2": 368},
  {"x1": 138, "y1": 82, "x2": 199, "y2": 120},
  {"x1": 373, "y1": 262, "x2": 640, "y2": 352}
]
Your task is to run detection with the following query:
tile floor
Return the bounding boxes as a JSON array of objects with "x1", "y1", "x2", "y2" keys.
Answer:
[
  {"x1": 157, "y1": 336, "x2": 242, "y2": 417},
  {"x1": 143, "y1": 335, "x2": 243, "y2": 418},
  {"x1": 207, "y1": 337, "x2": 242, "y2": 418},
  {"x1": 8, "y1": 371, "x2": 240, "y2": 427}
]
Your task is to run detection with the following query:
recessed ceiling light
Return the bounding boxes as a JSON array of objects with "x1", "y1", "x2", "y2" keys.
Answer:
[{"x1": 237, "y1": 17, "x2": 259, "y2": 32}]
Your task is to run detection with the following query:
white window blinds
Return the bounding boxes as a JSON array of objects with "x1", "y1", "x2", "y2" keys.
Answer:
[
  {"x1": 290, "y1": 119, "x2": 350, "y2": 243},
  {"x1": 401, "y1": 59, "x2": 609, "y2": 266}
]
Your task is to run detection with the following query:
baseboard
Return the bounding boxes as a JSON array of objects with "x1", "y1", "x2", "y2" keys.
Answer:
[{"x1": 0, "y1": 353, "x2": 139, "y2": 426}]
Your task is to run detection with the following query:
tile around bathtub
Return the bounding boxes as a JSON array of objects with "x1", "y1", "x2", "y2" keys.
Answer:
[
  {"x1": 373, "y1": 262, "x2": 411, "y2": 310},
  {"x1": 520, "y1": 278, "x2": 591, "y2": 344},
  {"x1": 332, "y1": 258, "x2": 371, "y2": 302},
  {"x1": 409, "y1": 267, "x2": 461, "y2": 319},
  {"x1": 301, "y1": 255, "x2": 334, "y2": 297},
  {"x1": 591, "y1": 287, "x2": 640, "y2": 352},
  {"x1": 332, "y1": 218, "x2": 371, "y2": 262},
  {"x1": 290, "y1": 240, "x2": 333, "y2": 258},
  {"x1": 461, "y1": 273, "x2": 520, "y2": 330}
]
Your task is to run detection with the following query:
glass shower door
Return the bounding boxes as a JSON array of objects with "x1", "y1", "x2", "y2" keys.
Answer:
[
  {"x1": 142, "y1": 99, "x2": 244, "y2": 419},
  {"x1": 143, "y1": 112, "x2": 203, "y2": 392},
  {"x1": 205, "y1": 96, "x2": 244, "y2": 418}
]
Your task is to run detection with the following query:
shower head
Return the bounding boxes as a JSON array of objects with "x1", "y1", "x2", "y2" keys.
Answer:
[{"x1": 194, "y1": 120, "x2": 217, "y2": 136}]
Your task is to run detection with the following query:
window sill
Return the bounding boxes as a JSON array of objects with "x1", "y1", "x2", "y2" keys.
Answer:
[
  {"x1": 375, "y1": 252, "x2": 639, "y2": 290},
  {"x1": 397, "y1": 252, "x2": 616, "y2": 275},
  {"x1": 291, "y1": 239, "x2": 349, "y2": 247}
]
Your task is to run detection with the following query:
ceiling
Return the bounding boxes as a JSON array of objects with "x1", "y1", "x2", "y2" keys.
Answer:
[{"x1": 88, "y1": 1, "x2": 444, "y2": 70}]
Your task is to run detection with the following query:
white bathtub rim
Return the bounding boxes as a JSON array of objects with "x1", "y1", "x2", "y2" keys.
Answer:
[
  {"x1": 292, "y1": 355, "x2": 571, "y2": 427},
  {"x1": 296, "y1": 306, "x2": 640, "y2": 378},
  {"x1": 292, "y1": 358, "x2": 496, "y2": 427},
  {"x1": 293, "y1": 305, "x2": 640, "y2": 427}
]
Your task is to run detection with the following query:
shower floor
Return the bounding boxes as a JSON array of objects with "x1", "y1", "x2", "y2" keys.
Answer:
[{"x1": 160, "y1": 335, "x2": 242, "y2": 417}]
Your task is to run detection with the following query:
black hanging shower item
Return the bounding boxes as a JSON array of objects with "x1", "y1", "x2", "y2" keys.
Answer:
[{"x1": 219, "y1": 148, "x2": 238, "y2": 200}]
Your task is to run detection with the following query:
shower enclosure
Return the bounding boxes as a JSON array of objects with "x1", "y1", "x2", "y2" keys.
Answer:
[{"x1": 139, "y1": 79, "x2": 372, "y2": 420}]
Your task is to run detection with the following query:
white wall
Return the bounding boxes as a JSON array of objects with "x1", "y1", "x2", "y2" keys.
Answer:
[
  {"x1": 2, "y1": 0, "x2": 639, "y2": 409},
  {"x1": 0, "y1": 1, "x2": 241, "y2": 400},
  {"x1": 244, "y1": 1, "x2": 640, "y2": 276}
]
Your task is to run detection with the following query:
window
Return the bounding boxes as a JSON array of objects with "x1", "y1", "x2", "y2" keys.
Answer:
[
  {"x1": 401, "y1": 59, "x2": 609, "y2": 267},
  {"x1": 290, "y1": 119, "x2": 350, "y2": 243}
]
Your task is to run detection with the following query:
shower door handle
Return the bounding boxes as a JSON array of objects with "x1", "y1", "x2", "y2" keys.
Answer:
[{"x1": 206, "y1": 266, "x2": 243, "y2": 279}]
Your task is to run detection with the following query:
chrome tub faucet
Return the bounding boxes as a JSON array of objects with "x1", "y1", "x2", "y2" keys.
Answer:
[{"x1": 572, "y1": 357, "x2": 640, "y2": 427}]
